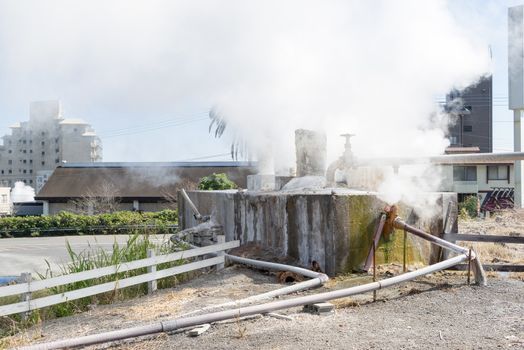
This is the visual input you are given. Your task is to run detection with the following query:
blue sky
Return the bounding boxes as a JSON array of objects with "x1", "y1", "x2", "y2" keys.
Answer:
[{"x1": 0, "y1": 0, "x2": 522, "y2": 162}]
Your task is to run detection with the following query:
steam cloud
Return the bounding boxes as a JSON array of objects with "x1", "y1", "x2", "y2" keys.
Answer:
[
  {"x1": 0, "y1": 1, "x2": 491, "y2": 210},
  {"x1": 11, "y1": 182, "x2": 35, "y2": 203}
]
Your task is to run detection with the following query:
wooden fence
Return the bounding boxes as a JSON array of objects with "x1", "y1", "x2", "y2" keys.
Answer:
[
  {"x1": 0, "y1": 239, "x2": 239, "y2": 317},
  {"x1": 443, "y1": 232, "x2": 524, "y2": 272}
]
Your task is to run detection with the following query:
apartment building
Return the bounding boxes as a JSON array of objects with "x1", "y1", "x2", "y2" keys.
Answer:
[
  {"x1": 446, "y1": 76, "x2": 493, "y2": 153},
  {"x1": 0, "y1": 101, "x2": 102, "y2": 191},
  {"x1": 0, "y1": 187, "x2": 10, "y2": 216}
]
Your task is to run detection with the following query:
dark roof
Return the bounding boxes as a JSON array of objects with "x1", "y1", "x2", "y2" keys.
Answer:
[
  {"x1": 35, "y1": 162, "x2": 256, "y2": 201},
  {"x1": 61, "y1": 161, "x2": 256, "y2": 168}
]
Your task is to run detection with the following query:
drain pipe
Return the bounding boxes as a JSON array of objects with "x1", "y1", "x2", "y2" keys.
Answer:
[
  {"x1": 170, "y1": 227, "x2": 329, "y2": 317},
  {"x1": 18, "y1": 254, "x2": 467, "y2": 350},
  {"x1": 176, "y1": 254, "x2": 329, "y2": 318},
  {"x1": 392, "y1": 217, "x2": 486, "y2": 286}
]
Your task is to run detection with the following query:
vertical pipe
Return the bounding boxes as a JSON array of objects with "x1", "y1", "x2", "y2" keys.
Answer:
[{"x1": 372, "y1": 240, "x2": 377, "y2": 302}]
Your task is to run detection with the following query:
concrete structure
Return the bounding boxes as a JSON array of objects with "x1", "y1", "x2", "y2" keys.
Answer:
[
  {"x1": 0, "y1": 101, "x2": 102, "y2": 191},
  {"x1": 35, "y1": 162, "x2": 256, "y2": 215},
  {"x1": 0, "y1": 187, "x2": 11, "y2": 216},
  {"x1": 295, "y1": 129, "x2": 327, "y2": 177},
  {"x1": 509, "y1": 5, "x2": 524, "y2": 208},
  {"x1": 446, "y1": 76, "x2": 492, "y2": 153},
  {"x1": 179, "y1": 189, "x2": 456, "y2": 276}
]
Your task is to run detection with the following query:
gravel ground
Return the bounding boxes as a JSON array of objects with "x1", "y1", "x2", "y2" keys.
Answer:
[{"x1": 5, "y1": 265, "x2": 523, "y2": 350}]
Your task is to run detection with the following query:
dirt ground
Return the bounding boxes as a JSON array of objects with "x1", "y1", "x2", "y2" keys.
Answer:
[
  {"x1": 3, "y1": 210, "x2": 524, "y2": 349},
  {"x1": 4, "y1": 265, "x2": 523, "y2": 350}
]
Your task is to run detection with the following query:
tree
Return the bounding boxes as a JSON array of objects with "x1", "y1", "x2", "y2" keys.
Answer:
[
  {"x1": 198, "y1": 173, "x2": 237, "y2": 190},
  {"x1": 69, "y1": 182, "x2": 121, "y2": 215}
]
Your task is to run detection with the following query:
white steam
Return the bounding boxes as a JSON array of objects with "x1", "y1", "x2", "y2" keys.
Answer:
[
  {"x1": 11, "y1": 182, "x2": 35, "y2": 203},
  {"x1": 0, "y1": 0, "x2": 491, "y2": 211}
]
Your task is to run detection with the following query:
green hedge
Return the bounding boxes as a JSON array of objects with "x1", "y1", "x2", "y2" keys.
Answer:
[{"x1": 0, "y1": 210, "x2": 178, "y2": 238}]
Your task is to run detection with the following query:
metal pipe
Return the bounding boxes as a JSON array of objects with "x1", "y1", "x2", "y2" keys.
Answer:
[
  {"x1": 364, "y1": 214, "x2": 386, "y2": 270},
  {"x1": 358, "y1": 151, "x2": 524, "y2": 167},
  {"x1": 393, "y1": 217, "x2": 470, "y2": 255},
  {"x1": 19, "y1": 255, "x2": 468, "y2": 350},
  {"x1": 180, "y1": 189, "x2": 202, "y2": 221},
  {"x1": 176, "y1": 254, "x2": 329, "y2": 318},
  {"x1": 392, "y1": 216, "x2": 486, "y2": 286}
]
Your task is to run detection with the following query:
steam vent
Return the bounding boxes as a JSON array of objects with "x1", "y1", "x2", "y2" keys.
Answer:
[{"x1": 180, "y1": 130, "x2": 457, "y2": 276}]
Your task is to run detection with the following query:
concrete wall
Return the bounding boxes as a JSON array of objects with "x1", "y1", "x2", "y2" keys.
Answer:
[{"x1": 180, "y1": 189, "x2": 456, "y2": 276}]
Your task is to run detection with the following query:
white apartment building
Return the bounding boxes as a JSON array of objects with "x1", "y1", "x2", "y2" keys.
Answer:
[
  {"x1": 0, "y1": 101, "x2": 102, "y2": 191},
  {"x1": 0, "y1": 187, "x2": 10, "y2": 216}
]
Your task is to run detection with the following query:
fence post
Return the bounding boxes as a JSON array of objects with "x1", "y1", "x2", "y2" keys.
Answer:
[
  {"x1": 20, "y1": 272, "x2": 31, "y2": 320},
  {"x1": 217, "y1": 235, "x2": 226, "y2": 271},
  {"x1": 147, "y1": 249, "x2": 157, "y2": 294}
]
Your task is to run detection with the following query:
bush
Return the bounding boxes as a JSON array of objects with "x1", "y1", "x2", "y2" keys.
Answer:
[
  {"x1": 198, "y1": 173, "x2": 237, "y2": 190},
  {"x1": 0, "y1": 210, "x2": 178, "y2": 238},
  {"x1": 459, "y1": 195, "x2": 478, "y2": 219}
]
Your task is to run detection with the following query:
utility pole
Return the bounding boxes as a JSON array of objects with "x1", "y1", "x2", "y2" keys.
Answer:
[{"x1": 509, "y1": 5, "x2": 524, "y2": 208}]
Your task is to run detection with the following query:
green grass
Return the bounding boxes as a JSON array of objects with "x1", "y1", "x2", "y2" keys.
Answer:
[{"x1": 0, "y1": 230, "x2": 192, "y2": 339}]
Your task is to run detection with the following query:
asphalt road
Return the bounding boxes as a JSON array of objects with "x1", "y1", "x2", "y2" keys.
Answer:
[{"x1": 0, "y1": 235, "x2": 169, "y2": 276}]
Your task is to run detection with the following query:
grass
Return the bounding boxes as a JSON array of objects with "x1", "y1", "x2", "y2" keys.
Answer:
[{"x1": 0, "y1": 230, "x2": 191, "y2": 341}]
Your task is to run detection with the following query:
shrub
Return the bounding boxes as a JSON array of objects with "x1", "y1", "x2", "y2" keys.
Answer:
[
  {"x1": 198, "y1": 173, "x2": 237, "y2": 190},
  {"x1": 0, "y1": 210, "x2": 178, "y2": 238},
  {"x1": 459, "y1": 195, "x2": 478, "y2": 219}
]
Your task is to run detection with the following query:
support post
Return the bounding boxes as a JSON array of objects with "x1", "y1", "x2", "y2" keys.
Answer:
[
  {"x1": 216, "y1": 235, "x2": 225, "y2": 271},
  {"x1": 147, "y1": 249, "x2": 157, "y2": 294},
  {"x1": 467, "y1": 249, "x2": 472, "y2": 285},
  {"x1": 20, "y1": 272, "x2": 31, "y2": 320},
  {"x1": 403, "y1": 230, "x2": 407, "y2": 273},
  {"x1": 514, "y1": 110, "x2": 524, "y2": 208}
]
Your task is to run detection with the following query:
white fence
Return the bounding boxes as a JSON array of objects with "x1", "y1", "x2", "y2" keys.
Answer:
[{"x1": 0, "y1": 239, "x2": 239, "y2": 317}]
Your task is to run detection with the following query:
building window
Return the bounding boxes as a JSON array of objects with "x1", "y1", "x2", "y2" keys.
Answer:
[
  {"x1": 29, "y1": 169, "x2": 33, "y2": 173},
  {"x1": 55, "y1": 138, "x2": 59, "y2": 143},
  {"x1": 487, "y1": 165, "x2": 509, "y2": 181},
  {"x1": 23, "y1": 170, "x2": 26, "y2": 174},
  {"x1": 1, "y1": 194, "x2": 6, "y2": 203},
  {"x1": 29, "y1": 180, "x2": 33, "y2": 184},
  {"x1": 41, "y1": 141, "x2": 45, "y2": 146},
  {"x1": 8, "y1": 170, "x2": 12, "y2": 174},
  {"x1": 463, "y1": 125, "x2": 472, "y2": 132},
  {"x1": 41, "y1": 161, "x2": 45, "y2": 166},
  {"x1": 29, "y1": 159, "x2": 33, "y2": 164},
  {"x1": 23, "y1": 160, "x2": 26, "y2": 164},
  {"x1": 55, "y1": 158, "x2": 60, "y2": 164},
  {"x1": 41, "y1": 132, "x2": 45, "y2": 136},
  {"x1": 30, "y1": 150, "x2": 33, "y2": 153},
  {"x1": 7, "y1": 160, "x2": 12, "y2": 165},
  {"x1": 55, "y1": 148, "x2": 59, "y2": 153},
  {"x1": 42, "y1": 151, "x2": 45, "y2": 156},
  {"x1": 453, "y1": 166, "x2": 477, "y2": 181},
  {"x1": 0, "y1": 170, "x2": 3, "y2": 174},
  {"x1": 8, "y1": 150, "x2": 11, "y2": 154}
]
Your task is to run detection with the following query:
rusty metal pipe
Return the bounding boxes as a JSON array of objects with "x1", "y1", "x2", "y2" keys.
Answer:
[
  {"x1": 364, "y1": 214, "x2": 386, "y2": 271},
  {"x1": 393, "y1": 217, "x2": 470, "y2": 256}
]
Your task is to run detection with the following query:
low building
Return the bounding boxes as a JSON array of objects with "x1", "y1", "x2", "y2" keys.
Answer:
[
  {"x1": 0, "y1": 187, "x2": 11, "y2": 216},
  {"x1": 35, "y1": 162, "x2": 256, "y2": 215},
  {"x1": 438, "y1": 160, "x2": 514, "y2": 212}
]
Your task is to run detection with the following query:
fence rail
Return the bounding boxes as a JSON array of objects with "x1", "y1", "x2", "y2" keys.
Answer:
[
  {"x1": 0, "y1": 239, "x2": 239, "y2": 317},
  {"x1": 443, "y1": 232, "x2": 523, "y2": 272}
]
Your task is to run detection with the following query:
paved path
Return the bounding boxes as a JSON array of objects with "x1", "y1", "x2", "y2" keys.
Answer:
[{"x1": 0, "y1": 235, "x2": 169, "y2": 276}]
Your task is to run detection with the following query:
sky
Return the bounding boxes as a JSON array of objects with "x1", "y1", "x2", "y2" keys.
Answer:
[{"x1": 0, "y1": 0, "x2": 522, "y2": 163}]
